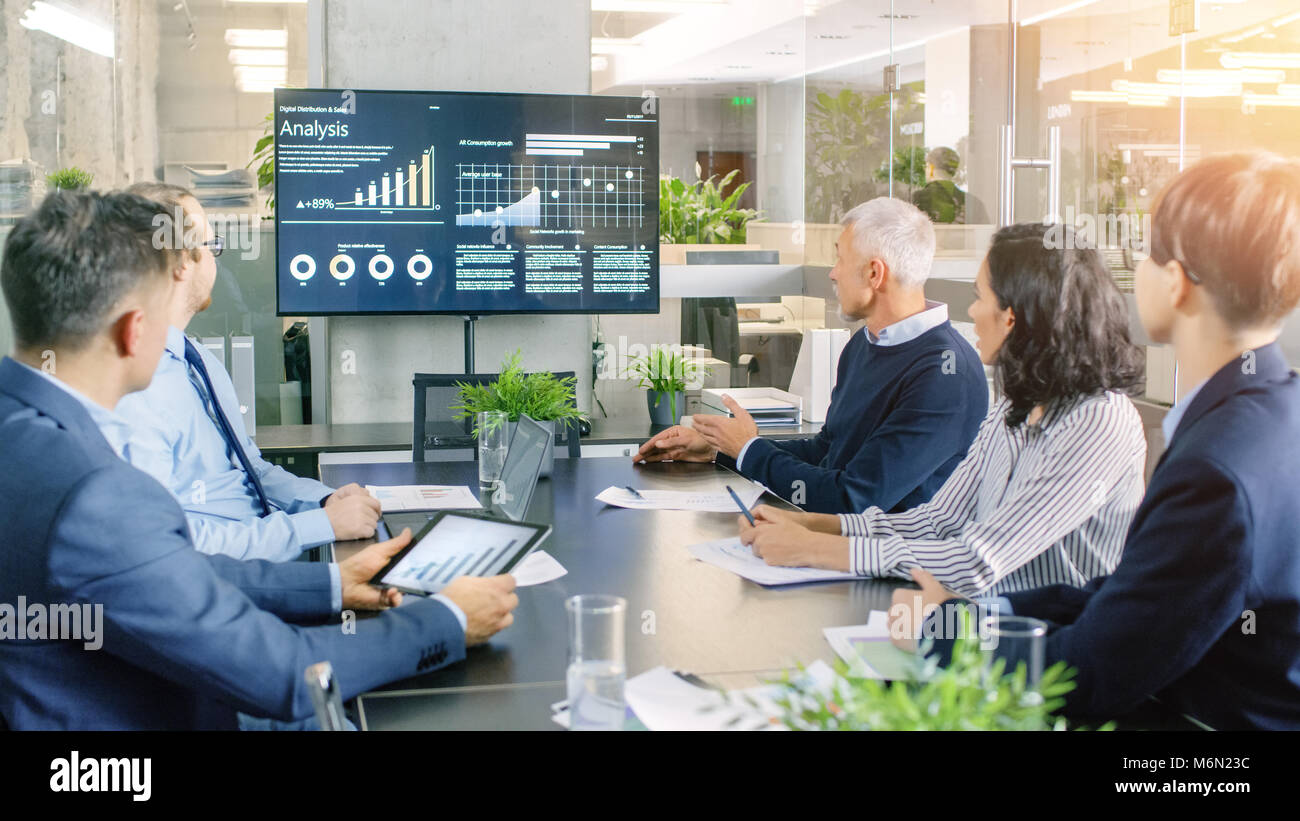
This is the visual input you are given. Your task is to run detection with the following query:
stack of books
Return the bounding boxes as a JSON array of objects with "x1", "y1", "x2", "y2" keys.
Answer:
[
  {"x1": 186, "y1": 166, "x2": 257, "y2": 209},
  {"x1": 700, "y1": 387, "x2": 802, "y2": 427},
  {"x1": 0, "y1": 159, "x2": 45, "y2": 219}
]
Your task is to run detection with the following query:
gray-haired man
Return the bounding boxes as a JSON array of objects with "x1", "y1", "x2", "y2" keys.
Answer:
[{"x1": 635, "y1": 197, "x2": 988, "y2": 515}]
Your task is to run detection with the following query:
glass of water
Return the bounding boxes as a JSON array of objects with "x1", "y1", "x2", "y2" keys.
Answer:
[
  {"x1": 980, "y1": 614, "x2": 1048, "y2": 693},
  {"x1": 565, "y1": 594, "x2": 627, "y2": 731},
  {"x1": 476, "y1": 411, "x2": 508, "y2": 488}
]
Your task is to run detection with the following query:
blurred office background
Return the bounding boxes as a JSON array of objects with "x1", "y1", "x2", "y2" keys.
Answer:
[{"x1": 1, "y1": 0, "x2": 1297, "y2": 471}]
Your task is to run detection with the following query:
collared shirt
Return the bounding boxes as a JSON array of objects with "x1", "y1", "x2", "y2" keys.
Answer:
[
  {"x1": 837, "y1": 391, "x2": 1147, "y2": 597},
  {"x1": 113, "y1": 326, "x2": 335, "y2": 562},
  {"x1": 12, "y1": 358, "x2": 475, "y2": 628},
  {"x1": 1161, "y1": 377, "x2": 1210, "y2": 446},
  {"x1": 735, "y1": 300, "x2": 950, "y2": 470}
]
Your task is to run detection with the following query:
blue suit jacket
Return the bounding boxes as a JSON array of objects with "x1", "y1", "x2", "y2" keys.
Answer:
[
  {"x1": 967, "y1": 343, "x2": 1300, "y2": 729},
  {"x1": 0, "y1": 358, "x2": 466, "y2": 729}
]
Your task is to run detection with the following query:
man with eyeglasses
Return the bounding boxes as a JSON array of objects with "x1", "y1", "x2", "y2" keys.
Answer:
[{"x1": 112, "y1": 182, "x2": 381, "y2": 562}]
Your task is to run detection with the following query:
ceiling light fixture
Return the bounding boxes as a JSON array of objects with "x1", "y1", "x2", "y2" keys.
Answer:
[
  {"x1": 225, "y1": 28, "x2": 288, "y2": 48},
  {"x1": 1156, "y1": 68, "x2": 1286, "y2": 84},
  {"x1": 590, "y1": 0, "x2": 725, "y2": 12},
  {"x1": 1019, "y1": 0, "x2": 1103, "y2": 28},
  {"x1": 228, "y1": 48, "x2": 288, "y2": 67},
  {"x1": 18, "y1": 1, "x2": 113, "y2": 58}
]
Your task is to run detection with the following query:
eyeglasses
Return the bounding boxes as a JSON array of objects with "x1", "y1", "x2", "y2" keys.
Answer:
[
  {"x1": 1182, "y1": 265, "x2": 1201, "y2": 285},
  {"x1": 202, "y1": 235, "x2": 225, "y2": 258}
]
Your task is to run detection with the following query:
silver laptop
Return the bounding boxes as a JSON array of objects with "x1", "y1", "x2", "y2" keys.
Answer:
[{"x1": 380, "y1": 413, "x2": 549, "y2": 537}]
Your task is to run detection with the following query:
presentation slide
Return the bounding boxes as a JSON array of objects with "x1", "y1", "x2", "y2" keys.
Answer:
[{"x1": 274, "y1": 88, "x2": 659, "y2": 315}]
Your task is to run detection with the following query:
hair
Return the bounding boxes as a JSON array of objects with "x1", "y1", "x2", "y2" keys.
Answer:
[
  {"x1": 0, "y1": 190, "x2": 184, "y2": 352},
  {"x1": 839, "y1": 197, "x2": 936, "y2": 289},
  {"x1": 987, "y1": 223, "x2": 1145, "y2": 427},
  {"x1": 926, "y1": 146, "x2": 960, "y2": 178},
  {"x1": 124, "y1": 180, "x2": 203, "y2": 264},
  {"x1": 1149, "y1": 152, "x2": 1300, "y2": 331}
]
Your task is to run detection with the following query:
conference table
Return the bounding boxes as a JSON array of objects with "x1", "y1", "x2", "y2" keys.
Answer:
[{"x1": 321, "y1": 457, "x2": 903, "y2": 730}]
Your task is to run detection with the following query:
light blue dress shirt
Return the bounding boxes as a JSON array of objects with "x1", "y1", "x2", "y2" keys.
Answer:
[
  {"x1": 17, "y1": 360, "x2": 344, "y2": 610},
  {"x1": 112, "y1": 326, "x2": 336, "y2": 562},
  {"x1": 735, "y1": 301, "x2": 950, "y2": 470},
  {"x1": 1161, "y1": 377, "x2": 1209, "y2": 446}
]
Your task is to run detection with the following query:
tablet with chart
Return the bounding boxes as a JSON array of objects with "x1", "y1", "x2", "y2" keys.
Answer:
[
  {"x1": 274, "y1": 87, "x2": 659, "y2": 315},
  {"x1": 371, "y1": 511, "x2": 551, "y2": 596}
]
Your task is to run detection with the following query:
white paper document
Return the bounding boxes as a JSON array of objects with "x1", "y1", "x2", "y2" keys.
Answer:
[
  {"x1": 549, "y1": 661, "x2": 839, "y2": 730},
  {"x1": 596, "y1": 485, "x2": 763, "y2": 513},
  {"x1": 510, "y1": 550, "x2": 567, "y2": 587},
  {"x1": 823, "y1": 611, "x2": 916, "y2": 680},
  {"x1": 623, "y1": 660, "x2": 838, "y2": 731},
  {"x1": 687, "y1": 537, "x2": 858, "y2": 586},
  {"x1": 365, "y1": 484, "x2": 482, "y2": 512}
]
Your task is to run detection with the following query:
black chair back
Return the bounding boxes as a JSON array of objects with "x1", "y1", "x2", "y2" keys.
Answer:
[{"x1": 412, "y1": 372, "x2": 582, "y2": 462}]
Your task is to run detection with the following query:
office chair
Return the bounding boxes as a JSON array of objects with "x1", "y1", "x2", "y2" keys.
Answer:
[
  {"x1": 412, "y1": 372, "x2": 582, "y2": 463},
  {"x1": 304, "y1": 661, "x2": 349, "y2": 731}
]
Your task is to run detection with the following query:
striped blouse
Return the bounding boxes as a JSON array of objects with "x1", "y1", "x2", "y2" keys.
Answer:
[{"x1": 838, "y1": 391, "x2": 1146, "y2": 597}]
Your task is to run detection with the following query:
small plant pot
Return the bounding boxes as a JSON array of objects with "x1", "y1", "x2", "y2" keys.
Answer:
[{"x1": 646, "y1": 390, "x2": 686, "y2": 426}]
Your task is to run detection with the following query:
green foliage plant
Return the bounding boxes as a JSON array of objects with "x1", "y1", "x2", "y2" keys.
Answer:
[
  {"x1": 452, "y1": 350, "x2": 585, "y2": 435},
  {"x1": 629, "y1": 345, "x2": 703, "y2": 423},
  {"x1": 659, "y1": 169, "x2": 760, "y2": 244}
]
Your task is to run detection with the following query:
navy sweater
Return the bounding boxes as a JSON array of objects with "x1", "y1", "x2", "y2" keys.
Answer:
[{"x1": 722, "y1": 322, "x2": 987, "y2": 514}]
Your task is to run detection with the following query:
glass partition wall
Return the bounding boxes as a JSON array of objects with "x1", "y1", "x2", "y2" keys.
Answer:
[
  {"x1": 594, "y1": 0, "x2": 1300, "y2": 415},
  {"x1": 2, "y1": 1, "x2": 1298, "y2": 429}
]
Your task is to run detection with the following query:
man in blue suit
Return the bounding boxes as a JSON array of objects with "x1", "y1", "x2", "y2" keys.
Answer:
[
  {"x1": 891, "y1": 152, "x2": 1300, "y2": 730},
  {"x1": 0, "y1": 190, "x2": 519, "y2": 729}
]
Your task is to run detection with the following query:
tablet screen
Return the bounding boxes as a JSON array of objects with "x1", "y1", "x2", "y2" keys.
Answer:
[{"x1": 375, "y1": 513, "x2": 545, "y2": 595}]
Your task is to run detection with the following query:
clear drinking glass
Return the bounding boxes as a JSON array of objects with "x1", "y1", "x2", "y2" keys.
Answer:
[
  {"x1": 981, "y1": 614, "x2": 1048, "y2": 692},
  {"x1": 476, "y1": 411, "x2": 508, "y2": 488},
  {"x1": 565, "y1": 594, "x2": 627, "y2": 731}
]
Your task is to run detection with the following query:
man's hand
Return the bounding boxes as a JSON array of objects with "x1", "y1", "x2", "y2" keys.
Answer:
[
  {"x1": 326, "y1": 482, "x2": 371, "y2": 503},
  {"x1": 691, "y1": 395, "x2": 759, "y2": 459},
  {"x1": 324, "y1": 490, "x2": 381, "y2": 540},
  {"x1": 440, "y1": 574, "x2": 519, "y2": 645},
  {"x1": 337, "y1": 528, "x2": 410, "y2": 611},
  {"x1": 739, "y1": 517, "x2": 850, "y2": 571},
  {"x1": 888, "y1": 568, "x2": 960, "y2": 652},
  {"x1": 632, "y1": 425, "x2": 717, "y2": 463}
]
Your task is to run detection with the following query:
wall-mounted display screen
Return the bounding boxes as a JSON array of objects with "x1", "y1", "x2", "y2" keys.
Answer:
[{"x1": 274, "y1": 87, "x2": 659, "y2": 315}]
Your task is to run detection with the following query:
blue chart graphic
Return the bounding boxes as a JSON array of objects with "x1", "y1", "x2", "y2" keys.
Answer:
[
  {"x1": 455, "y1": 162, "x2": 645, "y2": 229},
  {"x1": 456, "y1": 188, "x2": 541, "y2": 227},
  {"x1": 391, "y1": 537, "x2": 519, "y2": 592}
]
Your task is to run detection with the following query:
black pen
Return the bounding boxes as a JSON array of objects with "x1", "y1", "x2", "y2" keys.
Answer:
[
  {"x1": 624, "y1": 485, "x2": 645, "y2": 500},
  {"x1": 727, "y1": 485, "x2": 756, "y2": 526}
]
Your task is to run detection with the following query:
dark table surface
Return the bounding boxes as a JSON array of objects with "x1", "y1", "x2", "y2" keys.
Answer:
[{"x1": 322, "y1": 458, "x2": 901, "y2": 729}]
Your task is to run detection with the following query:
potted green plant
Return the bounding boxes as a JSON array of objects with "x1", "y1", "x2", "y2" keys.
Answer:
[
  {"x1": 46, "y1": 167, "x2": 94, "y2": 192},
  {"x1": 760, "y1": 609, "x2": 1100, "y2": 731},
  {"x1": 629, "y1": 346, "x2": 702, "y2": 427},
  {"x1": 451, "y1": 350, "x2": 585, "y2": 477},
  {"x1": 659, "y1": 169, "x2": 761, "y2": 262},
  {"x1": 249, "y1": 112, "x2": 275, "y2": 217}
]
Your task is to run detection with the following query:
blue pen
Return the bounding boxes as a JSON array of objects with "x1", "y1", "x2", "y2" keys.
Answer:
[
  {"x1": 727, "y1": 485, "x2": 756, "y2": 526},
  {"x1": 624, "y1": 485, "x2": 645, "y2": 500}
]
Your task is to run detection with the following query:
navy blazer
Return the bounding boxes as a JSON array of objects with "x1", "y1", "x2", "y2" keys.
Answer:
[
  {"x1": 0, "y1": 357, "x2": 466, "y2": 729},
  {"x1": 948, "y1": 343, "x2": 1300, "y2": 729}
]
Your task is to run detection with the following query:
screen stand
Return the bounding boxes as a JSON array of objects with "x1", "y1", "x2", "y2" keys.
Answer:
[{"x1": 461, "y1": 315, "x2": 479, "y2": 375}]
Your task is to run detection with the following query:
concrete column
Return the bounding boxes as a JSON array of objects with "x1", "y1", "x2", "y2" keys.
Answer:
[{"x1": 322, "y1": 0, "x2": 594, "y2": 424}]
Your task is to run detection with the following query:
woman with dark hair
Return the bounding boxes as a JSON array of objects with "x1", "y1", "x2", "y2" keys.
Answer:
[{"x1": 737, "y1": 222, "x2": 1147, "y2": 596}]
